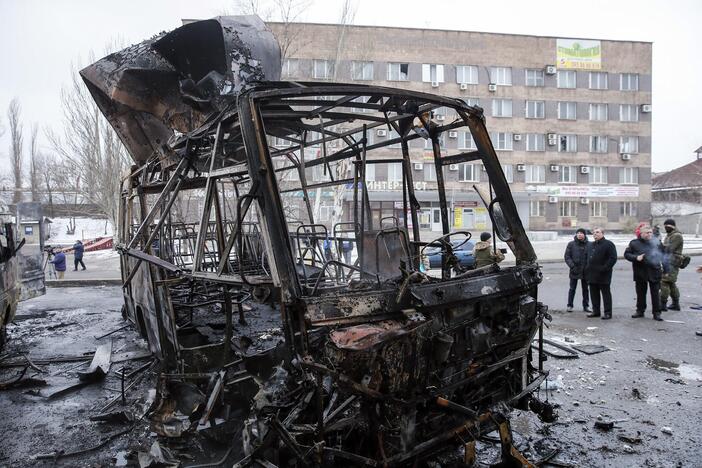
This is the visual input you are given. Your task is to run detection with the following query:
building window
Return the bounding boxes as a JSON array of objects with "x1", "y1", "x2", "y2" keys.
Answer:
[
  {"x1": 422, "y1": 64, "x2": 445, "y2": 83},
  {"x1": 525, "y1": 100, "x2": 545, "y2": 119},
  {"x1": 619, "y1": 167, "x2": 639, "y2": 185},
  {"x1": 558, "y1": 134, "x2": 577, "y2": 152},
  {"x1": 525, "y1": 165, "x2": 545, "y2": 183},
  {"x1": 526, "y1": 133, "x2": 545, "y2": 152},
  {"x1": 619, "y1": 136, "x2": 639, "y2": 153},
  {"x1": 557, "y1": 101, "x2": 577, "y2": 120},
  {"x1": 492, "y1": 132, "x2": 513, "y2": 150},
  {"x1": 459, "y1": 131, "x2": 476, "y2": 150},
  {"x1": 313, "y1": 59, "x2": 332, "y2": 79},
  {"x1": 620, "y1": 73, "x2": 639, "y2": 91},
  {"x1": 589, "y1": 103, "x2": 608, "y2": 121},
  {"x1": 424, "y1": 133, "x2": 445, "y2": 150},
  {"x1": 557, "y1": 70, "x2": 576, "y2": 88},
  {"x1": 24, "y1": 226, "x2": 34, "y2": 235},
  {"x1": 591, "y1": 201, "x2": 607, "y2": 218},
  {"x1": 490, "y1": 66, "x2": 512, "y2": 85},
  {"x1": 461, "y1": 97, "x2": 480, "y2": 107},
  {"x1": 530, "y1": 200, "x2": 546, "y2": 217},
  {"x1": 456, "y1": 65, "x2": 478, "y2": 84},
  {"x1": 351, "y1": 61, "x2": 373, "y2": 80},
  {"x1": 282, "y1": 58, "x2": 299, "y2": 78},
  {"x1": 388, "y1": 163, "x2": 403, "y2": 183},
  {"x1": 273, "y1": 136, "x2": 294, "y2": 147},
  {"x1": 502, "y1": 164, "x2": 514, "y2": 183},
  {"x1": 559, "y1": 166, "x2": 576, "y2": 183},
  {"x1": 589, "y1": 135, "x2": 608, "y2": 153},
  {"x1": 620, "y1": 201, "x2": 637, "y2": 218},
  {"x1": 364, "y1": 163, "x2": 376, "y2": 181},
  {"x1": 620, "y1": 104, "x2": 639, "y2": 122},
  {"x1": 589, "y1": 72, "x2": 608, "y2": 90},
  {"x1": 388, "y1": 129, "x2": 401, "y2": 149},
  {"x1": 458, "y1": 163, "x2": 479, "y2": 182},
  {"x1": 525, "y1": 69, "x2": 544, "y2": 87},
  {"x1": 589, "y1": 166, "x2": 608, "y2": 184},
  {"x1": 491, "y1": 99, "x2": 512, "y2": 117},
  {"x1": 387, "y1": 62, "x2": 409, "y2": 81},
  {"x1": 424, "y1": 164, "x2": 436, "y2": 181},
  {"x1": 559, "y1": 201, "x2": 578, "y2": 217}
]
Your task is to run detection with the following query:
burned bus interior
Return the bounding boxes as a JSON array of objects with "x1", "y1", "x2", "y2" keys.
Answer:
[{"x1": 80, "y1": 16, "x2": 554, "y2": 467}]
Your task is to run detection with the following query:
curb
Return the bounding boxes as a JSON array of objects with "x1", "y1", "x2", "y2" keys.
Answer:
[{"x1": 46, "y1": 279, "x2": 122, "y2": 288}]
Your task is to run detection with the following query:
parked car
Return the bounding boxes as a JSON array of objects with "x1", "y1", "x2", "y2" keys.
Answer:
[{"x1": 426, "y1": 239, "x2": 475, "y2": 269}]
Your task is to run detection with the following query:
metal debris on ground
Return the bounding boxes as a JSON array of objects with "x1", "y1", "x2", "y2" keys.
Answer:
[{"x1": 572, "y1": 344, "x2": 610, "y2": 355}]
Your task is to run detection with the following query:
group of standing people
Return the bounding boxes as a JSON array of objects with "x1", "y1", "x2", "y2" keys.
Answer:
[
  {"x1": 47, "y1": 240, "x2": 86, "y2": 280},
  {"x1": 564, "y1": 219, "x2": 684, "y2": 321}
]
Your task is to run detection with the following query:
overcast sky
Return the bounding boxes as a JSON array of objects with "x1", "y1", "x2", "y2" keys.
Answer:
[{"x1": 1, "y1": 0, "x2": 700, "y2": 172}]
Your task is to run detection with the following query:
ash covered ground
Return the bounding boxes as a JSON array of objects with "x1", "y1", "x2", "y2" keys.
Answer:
[{"x1": 0, "y1": 262, "x2": 701, "y2": 467}]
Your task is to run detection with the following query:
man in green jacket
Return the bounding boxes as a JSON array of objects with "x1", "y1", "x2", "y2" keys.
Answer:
[
  {"x1": 661, "y1": 218, "x2": 683, "y2": 311},
  {"x1": 473, "y1": 232, "x2": 505, "y2": 268}
]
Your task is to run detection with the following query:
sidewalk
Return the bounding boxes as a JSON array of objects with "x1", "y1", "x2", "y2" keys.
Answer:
[{"x1": 46, "y1": 250, "x2": 121, "y2": 287}]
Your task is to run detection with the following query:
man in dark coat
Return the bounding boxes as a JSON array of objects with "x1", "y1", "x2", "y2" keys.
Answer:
[
  {"x1": 73, "y1": 240, "x2": 86, "y2": 271},
  {"x1": 564, "y1": 228, "x2": 591, "y2": 313},
  {"x1": 585, "y1": 227, "x2": 618, "y2": 320},
  {"x1": 624, "y1": 225, "x2": 664, "y2": 321}
]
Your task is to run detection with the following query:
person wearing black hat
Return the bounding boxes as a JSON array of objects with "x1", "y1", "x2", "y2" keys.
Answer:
[
  {"x1": 564, "y1": 228, "x2": 591, "y2": 313},
  {"x1": 473, "y1": 232, "x2": 505, "y2": 268},
  {"x1": 585, "y1": 227, "x2": 617, "y2": 319},
  {"x1": 661, "y1": 218, "x2": 683, "y2": 311}
]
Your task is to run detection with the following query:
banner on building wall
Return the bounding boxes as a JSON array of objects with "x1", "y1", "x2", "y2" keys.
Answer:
[
  {"x1": 527, "y1": 185, "x2": 639, "y2": 197},
  {"x1": 556, "y1": 38, "x2": 602, "y2": 70}
]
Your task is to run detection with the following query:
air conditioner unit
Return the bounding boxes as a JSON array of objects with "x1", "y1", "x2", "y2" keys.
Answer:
[
  {"x1": 436, "y1": 114, "x2": 446, "y2": 121},
  {"x1": 580, "y1": 166, "x2": 590, "y2": 174},
  {"x1": 414, "y1": 162, "x2": 424, "y2": 170},
  {"x1": 548, "y1": 138, "x2": 557, "y2": 146},
  {"x1": 545, "y1": 65, "x2": 557, "y2": 75},
  {"x1": 621, "y1": 153, "x2": 632, "y2": 161},
  {"x1": 513, "y1": 134, "x2": 522, "y2": 141},
  {"x1": 548, "y1": 196, "x2": 558, "y2": 204},
  {"x1": 516, "y1": 164, "x2": 526, "y2": 172},
  {"x1": 376, "y1": 129, "x2": 387, "y2": 137},
  {"x1": 459, "y1": 83, "x2": 468, "y2": 91},
  {"x1": 547, "y1": 133, "x2": 557, "y2": 140},
  {"x1": 580, "y1": 197, "x2": 589, "y2": 204},
  {"x1": 448, "y1": 131, "x2": 458, "y2": 138},
  {"x1": 449, "y1": 164, "x2": 459, "y2": 171},
  {"x1": 431, "y1": 81, "x2": 440, "y2": 88},
  {"x1": 488, "y1": 83, "x2": 497, "y2": 92},
  {"x1": 550, "y1": 165, "x2": 560, "y2": 172},
  {"x1": 641, "y1": 104, "x2": 652, "y2": 113}
]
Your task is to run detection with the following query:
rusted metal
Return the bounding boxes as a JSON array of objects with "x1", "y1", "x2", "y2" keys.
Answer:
[{"x1": 81, "y1": 15, "x2": 551, "y2": 467}]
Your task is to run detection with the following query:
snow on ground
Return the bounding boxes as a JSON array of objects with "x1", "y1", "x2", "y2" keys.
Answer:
[{"x1": 46, "y1": 217, "x2": 113, "y2": 246}]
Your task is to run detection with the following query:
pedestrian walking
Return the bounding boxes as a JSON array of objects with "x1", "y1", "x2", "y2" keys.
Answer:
[
  {"x1": 473, "y1": 232, "x2": 505, "y2": 268},
  {"x1": 49, "y1": 249, "x2": 67, "y2": 280},
  {"x1": 564, "y1": 228, "x2": 591, "y2": 313},
  {"x1": 585, "y1": 227, "x2": 617, "y2": 320},
  {"x1": 624, "y1": 225, "x2": 664, "y2": 321},
  {"x1": 660, "y1": 219, "x2": 683, "y2": 311},
  {"x1": 323, "y1": 237, "x2": 333, "y2": 262},
  {"x1": 341, "y1": 239, "x2": 354, "y2": 265},
  {"x1": 73, "y1": 240, "x2": 86, "y2": 271}
]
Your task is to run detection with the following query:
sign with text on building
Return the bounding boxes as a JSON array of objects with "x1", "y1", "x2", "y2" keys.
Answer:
[
  {"x1": 527, "y1": 185, "x2": 639, "y2": 198},
  {"x1": 556, "y1": 38, "x2": 601, "y2": 70}
]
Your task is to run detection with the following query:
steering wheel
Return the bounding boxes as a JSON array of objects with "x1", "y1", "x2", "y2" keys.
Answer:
[{"x1": 419, "y1": 231, "x2": 473, "y2": 258}]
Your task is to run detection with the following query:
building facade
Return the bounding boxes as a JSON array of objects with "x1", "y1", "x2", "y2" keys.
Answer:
[{"x1": 269, "y1": 22, "x2": 652, "y2": 232}]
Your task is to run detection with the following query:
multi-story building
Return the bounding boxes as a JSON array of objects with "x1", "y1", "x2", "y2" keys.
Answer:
[{"x1": 269, "y1": 22, "x2": 652, "y2": 232}]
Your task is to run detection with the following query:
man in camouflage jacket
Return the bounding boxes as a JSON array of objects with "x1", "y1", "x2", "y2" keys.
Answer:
[{"x1": 661, "y1": 218, "x2": 683, "y2": 311}]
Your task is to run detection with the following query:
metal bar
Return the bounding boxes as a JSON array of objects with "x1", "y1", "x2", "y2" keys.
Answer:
[
  {"x1": 280, "y1": 177, "x2": 355, "y2": 194},
  {"x1": 440, "y1": 151, "x2": 483, "y2": 166}
]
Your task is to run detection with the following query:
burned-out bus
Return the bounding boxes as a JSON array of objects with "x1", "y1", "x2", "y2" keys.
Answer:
[{"x1": 82, "y1": 16, "x2": 553, "y2": 467}]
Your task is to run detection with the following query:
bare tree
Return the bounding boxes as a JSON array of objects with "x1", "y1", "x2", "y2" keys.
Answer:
[
  {"x1": 7, "y1": 98, "x2": 23, "y2": 204},
  {"x1": 28, "y1": 124, "x2": 41, "y2": 202},
  {"x1": 48, "y1": 59, "x2": 130, "y2": 229}
]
